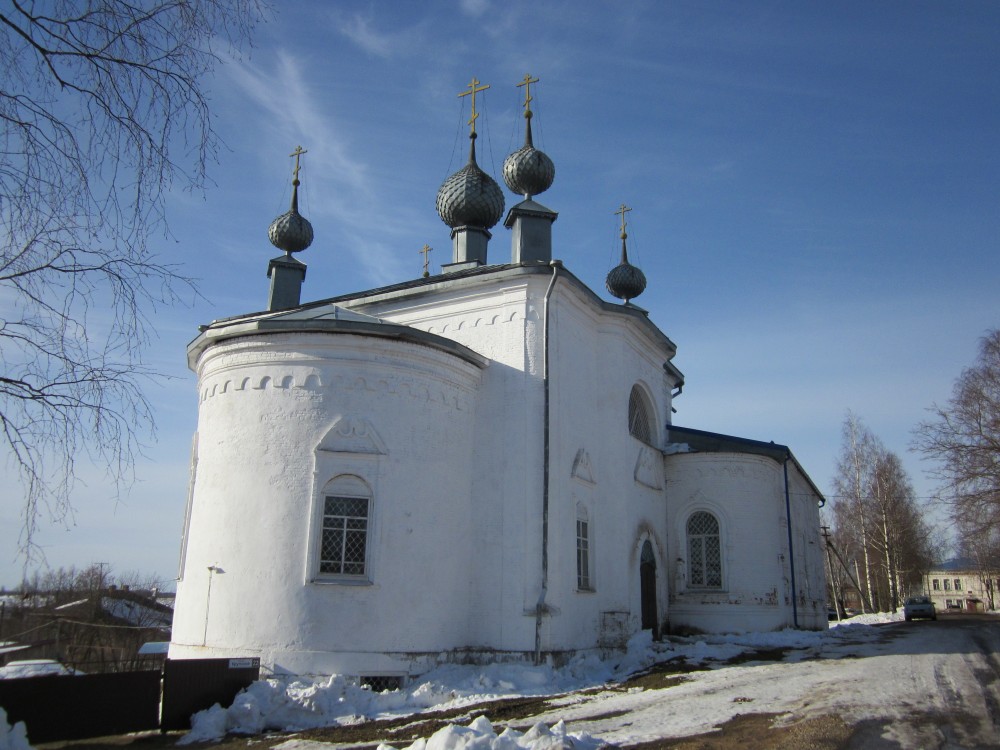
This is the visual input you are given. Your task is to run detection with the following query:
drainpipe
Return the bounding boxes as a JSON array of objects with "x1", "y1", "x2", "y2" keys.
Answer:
[
  {"x1": 535, "y1": 261, "x2": 560, "y2": 664},
  {"x1": 783, "y1": 456, "x2": 799, "y2": 628}
]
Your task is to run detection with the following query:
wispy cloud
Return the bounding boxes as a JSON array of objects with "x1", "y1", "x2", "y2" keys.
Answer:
[
  {"x1": 336, "y1": 13, "x2": 395, "y2": 58},
  {"x1": 460, "y1": 0, "x2": 491, "y2": 17},
  {"x1": 223, "y1": 50, "x2": 372, "y2": 197},
  {"x1": 329, "y1": 9, "x2": 431, "y2": 60},
  {"x1": 220, "y1": 50, "x2": 410, "y2": 285}
]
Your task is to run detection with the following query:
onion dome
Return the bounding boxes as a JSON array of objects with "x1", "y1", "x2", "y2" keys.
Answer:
[
  {"x1": 268, "y1": 146, "x2": 313, "y2": 254},
  {"x1": 503, "y1": 114, "x2": 555, "y2": 198},
  {"x1": 436, "y1": 135, "x2": 505, "y2": 229},
  {"x1": 606, "y1": 205, "x2": 646, "y2": 303},
  {"x1": 606, "y1": 260, "x2": 647, "y2": 303},
  {"x1": 268, "y1": 203, "x2": 313, "y2": 253}
]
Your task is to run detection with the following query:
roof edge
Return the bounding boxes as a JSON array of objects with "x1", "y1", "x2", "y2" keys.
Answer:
[
  {"x1": 187, "y1": 317, "x2": 490, "y2": 371},
  {"x1": 665, "y1": 424, "x2": 826, "y2": 505}
]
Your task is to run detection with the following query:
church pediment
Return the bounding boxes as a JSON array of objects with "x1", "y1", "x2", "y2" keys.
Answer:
[
  {"x1": 571, "y1": 448, "x2": 596, "y2": 485},
  {"x1": 634, "y1": 445, "x2": 663, "y2": 490},
  {"x1": 316, "y1": 416, "x2": 387, "y2": 455}
]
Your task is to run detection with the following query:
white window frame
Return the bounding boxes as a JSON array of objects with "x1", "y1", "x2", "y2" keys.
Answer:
[
  {"x1": 319, "y1": 494, "x2": 371, "y2": 577},
  {"x1": 686, "y1": 511, "x2": 723, "y2": 589},
  {"x1": 576, "y1": 503, "x2": 594, "y2": 592},
  {"x1": 312, "y1": 474, "x2": 374, "y2": 584}
]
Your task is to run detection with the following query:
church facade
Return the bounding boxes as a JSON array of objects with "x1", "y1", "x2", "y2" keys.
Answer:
[{"x1": 169, "y1": 80, "x2": 827, "y2": 679}]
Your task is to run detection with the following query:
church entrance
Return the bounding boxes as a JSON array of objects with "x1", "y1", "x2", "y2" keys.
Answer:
[{"x1": 640, "y1": 540, "x2": 659, "y2": 639}]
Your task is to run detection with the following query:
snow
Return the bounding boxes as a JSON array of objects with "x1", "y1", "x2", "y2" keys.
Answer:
[
  {"x1": 371, "y1": 716, "x2": 606, "y2": 750},
  {"x1": 0, "y1": 708, "x2": 32, "y2": 750},
  {"x1": 100, "y1": 596, "x2": 172, "y2": 628},
  {"x1": 0, "y1": 660, "x2": 78, "y2": 680},
  {"x1": 182, "y1": 613, "x2": 909, "y2": 746}
]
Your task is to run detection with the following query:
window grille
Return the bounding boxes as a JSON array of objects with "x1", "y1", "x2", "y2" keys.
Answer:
[
  {"x1": 628, "y1": 385, "x2": 653, "y2": 445},
  {"x1": 687, "y1": 511, "x2": 722, "y2": 588},
  {"x1": 320, "y1": 495, "x2": 369, "y2": 576},
  {"x1": 361, "y1": 675, "x2": 403, "y2": 692},
  {"x1": 576, "y1": 518, "x2": 592, "y2": 590}
]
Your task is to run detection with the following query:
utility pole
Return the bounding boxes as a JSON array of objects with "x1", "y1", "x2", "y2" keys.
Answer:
[{"x1": 821, "y1": 526, "x2": 842, "y2": 621}]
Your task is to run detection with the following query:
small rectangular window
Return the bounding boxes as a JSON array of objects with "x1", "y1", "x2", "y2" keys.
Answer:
[
  {"x1": 944, "y1": 579, "x2": 951, "y2": 590},
  {"x1": 932, "y1": 579, "x2": 940, "y2": 590},
  {"x1": 954, "y1": 578, "x2": 961, "y2": 590},
  {"x1": 576, "y1": 519, "x2": 591, "y2": 590},
  {"x1": 320, "y1": 496, "x2": 369, "y2": 576}
]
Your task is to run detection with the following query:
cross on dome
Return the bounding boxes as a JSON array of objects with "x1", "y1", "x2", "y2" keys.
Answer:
[
  {"x1": 290, "y1": 145, "x2": 308, "y2": 185},
  {"x1": 517, "y1": 73, "x2": 539, "y2": 118},
  {"x1": 615, "y1": 203, "x2": 632, "y2": 239},
  {"x1": 458, "y1": 77, "x2": 490, "y2": 137}
]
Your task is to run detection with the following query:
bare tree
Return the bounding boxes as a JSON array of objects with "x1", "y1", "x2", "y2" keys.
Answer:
[
  {"x1": 832, "y1": 412, "x2": 935, "y2": 611},
  {"x1": 0, "y1": 1, "x2": 264, "y2": 558},
  {"x1": 914, "y1": 329, "x2": 1000, "y2": 537}
]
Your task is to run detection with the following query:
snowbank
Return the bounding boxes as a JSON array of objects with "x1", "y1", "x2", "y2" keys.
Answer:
[
  {"x1": 182, "y1": 617, "x2": 900, "y2": 743},
  {"x1": 375, "y1": 715, "x2": 605, "y2": 750},
  {"x1": 829, "y1": 611, "x2": 903, "y2": 627},
  {"x1": 0, "y1": 708, "x2": 32, "y2": 750}
]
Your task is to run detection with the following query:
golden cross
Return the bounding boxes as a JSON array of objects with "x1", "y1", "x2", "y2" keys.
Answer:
[
  {"x1": 458, "y1": 77, "x2": 490, "y2": 135},
  {"x1": 517, "y1": 73, "x2": 539, "y2": 115},
  {"x1": 289, "y1": 145, "x2": 308, "y2": 184},
  {"x1": 419, "y1": 244, "x2": 432, "y2": 278},
  {"x1": 615, "y1": 203, "x2": 632, "y2": 236}
]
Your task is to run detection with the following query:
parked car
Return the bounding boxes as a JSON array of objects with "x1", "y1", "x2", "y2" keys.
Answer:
[{"x1": 903, "y1": 596, "x2": 937, "y2": 621}]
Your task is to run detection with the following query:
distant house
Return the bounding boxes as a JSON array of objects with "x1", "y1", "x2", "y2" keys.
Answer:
[
  {"x1": 923, "y1": 558, "x2": 998, "y2": 612},
  {"x1": 0, "y1": 588, "x2": 174, "y2": 671}
]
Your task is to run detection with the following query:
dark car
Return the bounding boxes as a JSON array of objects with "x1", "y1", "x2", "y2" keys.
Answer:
[{"x1": 903, "y1": 596, "x2": 937, "y2": 621}]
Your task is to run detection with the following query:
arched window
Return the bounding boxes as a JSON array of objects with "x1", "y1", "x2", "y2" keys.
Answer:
[
  {"x1": 628, "y1": 385, "x2": 654, "y2": 445},
  {"x1": 318, "y1": 475, "x2": 372, "y2": 578},
  {"x1": 576, "y1": 503, "x2": 593, "y2": 591},
  {"x1": 687, "y1": 511, "x2": 722, "y2": 588}
]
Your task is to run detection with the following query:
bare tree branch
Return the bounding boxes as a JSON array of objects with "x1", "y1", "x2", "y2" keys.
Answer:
[
  {"x1": 0, "y1": 0, "x2": 265, "y2": 565},
  {"x1": 913, "y1": 329, "x2": 1000, "y2": 541}
]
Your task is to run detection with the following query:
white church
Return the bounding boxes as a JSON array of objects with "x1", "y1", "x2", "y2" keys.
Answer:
[{"x1": 169, "y1": 78, "x2": 827, "y2": 681}]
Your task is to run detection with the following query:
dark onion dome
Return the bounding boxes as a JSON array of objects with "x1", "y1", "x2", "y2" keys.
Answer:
[
  {"x1": 503, "y1": 115, "x2": 554, "y2": 198},
  {"x1": 606, "y1": 224, "x2": 646, "y2": 303},
  {"x1": 268, "y1": 181, "x2": 314, "y2": 254},
  {"x1": 436, "y1": 136, "x2": 505, "y2": 229},
  {"x1": 606, "y1": 261, "x2": 647, "y2": 303}
]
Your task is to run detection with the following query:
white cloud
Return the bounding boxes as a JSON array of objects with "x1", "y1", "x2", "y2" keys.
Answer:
[{"x1": 460, "y1": 0, "x2": 491, "y2": 17}]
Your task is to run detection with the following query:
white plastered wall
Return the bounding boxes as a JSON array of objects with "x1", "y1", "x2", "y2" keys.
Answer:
[
  {"x1": 664, "y1": 452, "x2": 825, "y2": 633},
  {"x1": 169, "y1": 331, "x2": 483, "y2": 675}
]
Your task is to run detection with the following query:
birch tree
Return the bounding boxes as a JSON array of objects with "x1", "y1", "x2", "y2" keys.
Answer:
[{"x1": 832, "y1": 413, "x2": 935, "y2": 611}]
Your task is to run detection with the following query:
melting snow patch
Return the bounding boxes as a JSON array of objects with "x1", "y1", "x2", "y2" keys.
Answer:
[
  {"x1": 0, "y1": 707, "x2": 32, "y2": 750},
  {"x1": 179, "y1": 618, "x2": 907, "y2": 744}
]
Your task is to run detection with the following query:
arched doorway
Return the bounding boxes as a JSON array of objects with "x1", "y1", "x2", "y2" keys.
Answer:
[{"x1": 640, "y1": 540, "x2": 659, "y2": 639}]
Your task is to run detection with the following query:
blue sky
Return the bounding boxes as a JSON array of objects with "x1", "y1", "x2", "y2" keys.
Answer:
[{"x1": 2, "y1": 0, "x2": 998, "y2": 587}]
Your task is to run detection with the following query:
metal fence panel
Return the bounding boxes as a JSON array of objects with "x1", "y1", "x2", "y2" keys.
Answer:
[
  {"x1": 0, "y1": 670, "x2": 161, "y2": 743},
  {"x1": 160, "y1": 657, "x2": 260, "y2": 731}
]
